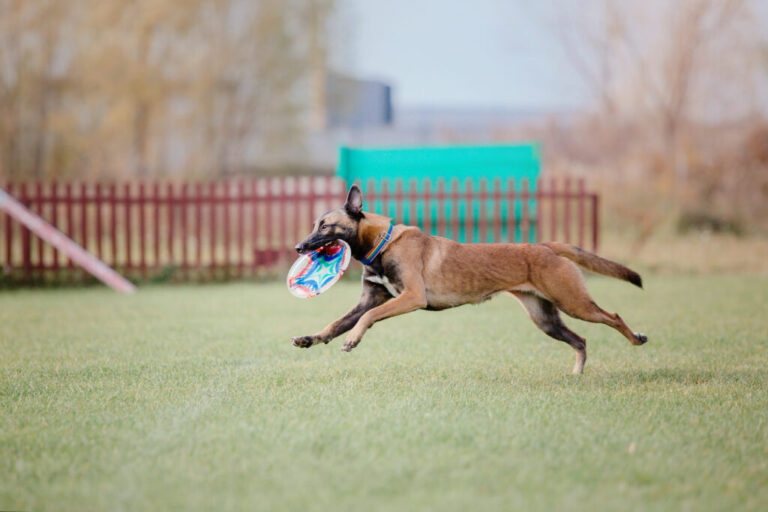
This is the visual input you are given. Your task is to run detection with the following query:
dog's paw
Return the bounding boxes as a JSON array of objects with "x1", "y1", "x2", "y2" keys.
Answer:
[
  {"x1": 291, "y1": 335, "x2": 316, "y2": 348},
  {"x1": 634, "y1": 333, "x2": 648, "y2": 345},
  {"x1": 341, "y1": 338, "x2": 359, "y2": 352}
]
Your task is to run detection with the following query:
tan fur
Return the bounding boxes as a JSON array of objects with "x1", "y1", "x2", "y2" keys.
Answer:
[{"x1": 291, "y1": 186, "x2": 647, "y2": 374}]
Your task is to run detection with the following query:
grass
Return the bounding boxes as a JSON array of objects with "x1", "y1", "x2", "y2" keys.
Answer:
[{"x1": 1, "y1": 273, "x2": 767, "y2": 511}]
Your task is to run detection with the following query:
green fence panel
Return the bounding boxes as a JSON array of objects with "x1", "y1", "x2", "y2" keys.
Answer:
[{"x1": 336, "y1": 144, "x2": 541, "y2": 242}]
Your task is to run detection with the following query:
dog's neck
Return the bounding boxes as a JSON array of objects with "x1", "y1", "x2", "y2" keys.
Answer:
[{"x1": 353, "y1": 212, "x2": 393, "y2": 262}]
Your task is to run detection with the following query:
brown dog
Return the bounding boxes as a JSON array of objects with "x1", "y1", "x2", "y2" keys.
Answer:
[{"x1": 291, "y1": 185, "x2": 646, "y2": 374}]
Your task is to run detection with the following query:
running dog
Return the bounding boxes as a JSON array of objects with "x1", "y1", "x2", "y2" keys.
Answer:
[{"x1": 291, "y1": 185, "x2": 647, "y2": 374}]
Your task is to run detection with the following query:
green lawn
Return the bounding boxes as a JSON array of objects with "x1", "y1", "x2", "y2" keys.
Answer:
[{"x1": 1, "y1": 274, "x2": 767, "y2": 511}]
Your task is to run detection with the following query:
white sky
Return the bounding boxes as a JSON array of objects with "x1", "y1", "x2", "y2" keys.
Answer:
[
  {"x1": 339, "y1": 0, "x2": 768, "y2": 112},
  {"x1": 338, "y1": 0, "x2": 588, "y2": 110}
]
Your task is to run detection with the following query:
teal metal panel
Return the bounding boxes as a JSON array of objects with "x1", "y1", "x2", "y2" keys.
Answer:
[{"x1": 336, "y1": 144, "x2": 541, "y2": 242}]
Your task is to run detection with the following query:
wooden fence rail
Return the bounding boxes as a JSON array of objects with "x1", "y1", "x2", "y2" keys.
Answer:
[{"x1": 0, "y1": 176, "x2": 598, "y2": 281}]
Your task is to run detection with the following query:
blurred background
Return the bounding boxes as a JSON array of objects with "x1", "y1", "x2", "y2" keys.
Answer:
[{"x1": 1, "y1": 0, "x2": 767, "y2": 278}]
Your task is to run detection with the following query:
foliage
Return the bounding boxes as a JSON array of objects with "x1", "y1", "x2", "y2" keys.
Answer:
[
  {"x1": 0, "y1": 0, "x2": 335, "y2": 180},
  {"x1": 541, "y1": 0, "x2": 768, "y2": 233}
]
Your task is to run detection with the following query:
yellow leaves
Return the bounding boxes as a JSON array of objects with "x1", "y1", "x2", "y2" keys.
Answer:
[{"x1": 0, "y1": 0, "x2": 335, "y2": 179}]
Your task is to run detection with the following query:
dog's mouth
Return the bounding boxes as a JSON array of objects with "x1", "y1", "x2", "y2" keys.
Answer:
[{"x1": 296, "y1": 239, "x2": 336, "y2": 256}]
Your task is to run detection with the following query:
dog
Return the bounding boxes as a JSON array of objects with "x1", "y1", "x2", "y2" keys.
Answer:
[{"x1": 291, "y1": 185, "x2": 646, "y2": 374}]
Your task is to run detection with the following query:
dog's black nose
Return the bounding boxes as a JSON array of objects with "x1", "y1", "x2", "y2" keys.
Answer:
[{"x1": 295, "y1": 243, "x2": 303, "y2": 253}]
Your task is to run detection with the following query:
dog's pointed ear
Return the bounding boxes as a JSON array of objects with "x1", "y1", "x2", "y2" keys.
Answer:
[{"x1": 344, "y1": 184, "x2": 363, "y2": 217}]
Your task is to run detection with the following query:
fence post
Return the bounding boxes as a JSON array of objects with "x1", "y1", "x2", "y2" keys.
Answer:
[
  {"x1": 423, "y1": 179, "x2": 432, "y2": 235},
  {"x1": 65, "y1": 184, "x2": 74, "y2": 268},
  {"x1": 479, "y1": 179, "x2": 487, "y2": 243},
  {"x1": 3, "y1": 183, "x2": 11, "y2": 269},
  {"x1": 181, "y1": 182, "x2": 189, "y2": 276},
  {"x1": 209, "y1": 182, "x2": 217, "y2": 269},
  {"x1": 507, "y1": 179, "x2": 516, "y2": 243},
  {"x1": 251, "y1": 179, "x2": 260, "y2": 270},
  {"x1": 238, "y1": 180, "x2": 246, "y2": 276},
  {"x1": 139, "y1": 182, "x2": 147, "y2": 277},
  {"x1": 550, "y1": 177, "x2": 557, "y2": 242},
  {"x1": 564, "y1": 177, "x2": 572, "y2": 243},
  {"x1": 492, "y1": 178, "x2": 501, "y2": 243},
  {"x1": 153, "y1": 182, "x2": 161, "y2": 268},
  {"x1": 592, "y1": 194, "x2": 599, "y2": 252},
  {"x1": 80, "y1": 183, "x2": 88, "y2": 259},
  {"x1": 200, "y1": 181, "x2": 203, "y2": 269},
  {"x1": 381, "y1": 180, "x2": 390, "y2": 218},
  {"x1": 34, "y1": 182, "x2": 44, "y2": 269},
  {"x1": 409, "y1": 178, "x2": 418, "y2": 228},
  {"x1": 19, "y1": 183, "x2": 30, "y2": 277},
  {"x1": 437, "y1": 179, "x2": 446, "y2": 237},
  {"x1": 577, "y1": 178, "x2": 585, "y2": 248},
  {"x1": 124, "y1": 183, "x2": 132, "y2": 271},
  {"x1": 51, "y1": 181, "x2": 59, "y2": 270},
  {"x1": 109, "y1": 183, "x2": 117, "y2": 267},
  {"x1": 534, "y1": 178, "x2": 543, "y2": 243},
  {"x1": 264, "y1": 179, "x2": 274, "y2": 268},
  {"x1": 521, "y1": 179, "x2": 530, "y2": 243},
  {"x1": 95, "y1": 183, "x2": 103, "y2": 262},
  {"x1": 306, "y1": 177, "x2": 316, "y2": 232},
  {"x1": 277, "y1": 179, "x2": 286, "y2": 265}
]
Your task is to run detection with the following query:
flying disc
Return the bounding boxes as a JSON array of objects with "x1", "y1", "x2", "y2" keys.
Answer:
[{"x1": 287, "y1": 240, "x2": 352, "y2": 298}]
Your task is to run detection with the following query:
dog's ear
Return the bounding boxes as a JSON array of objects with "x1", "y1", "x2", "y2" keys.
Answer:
[{"x1": 344, "y1": 184, "x2": 364, "y2": 218}]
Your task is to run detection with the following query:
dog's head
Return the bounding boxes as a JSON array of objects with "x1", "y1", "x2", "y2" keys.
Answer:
[{"x1": 294, "y1": 185, "x2": 365, "y2": 255}]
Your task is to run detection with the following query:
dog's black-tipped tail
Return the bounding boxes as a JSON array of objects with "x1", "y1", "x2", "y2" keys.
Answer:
[
  {"x1": 544, "y1": 242, "x2": 643, "y2": 288},
  {"x1": 626, "y1": 270, "x2": 643, "y2": 289}
]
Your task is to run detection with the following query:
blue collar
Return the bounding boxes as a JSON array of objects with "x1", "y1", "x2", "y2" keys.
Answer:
[{"x1": 361, "y1": 222, "x2": 393, "y2": 264}]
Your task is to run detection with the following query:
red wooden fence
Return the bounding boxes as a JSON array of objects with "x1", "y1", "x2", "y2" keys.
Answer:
[{"x1": 0, "y1": 177, "x2": 598, "y2": 281}]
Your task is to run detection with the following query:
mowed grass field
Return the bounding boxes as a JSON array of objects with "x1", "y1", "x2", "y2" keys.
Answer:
[{"x1": 1, "y1": 273, "x2": 767, "y2": 511}]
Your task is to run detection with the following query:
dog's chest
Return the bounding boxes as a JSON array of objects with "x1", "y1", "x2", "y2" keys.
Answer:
[{"x1": 365, "y1": 273, "x2": 401, "y2": 297}]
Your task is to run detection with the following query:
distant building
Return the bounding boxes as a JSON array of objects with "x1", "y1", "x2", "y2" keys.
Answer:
[{"x1": 324, "y1": 72, "x2": 393, "y2": 129}]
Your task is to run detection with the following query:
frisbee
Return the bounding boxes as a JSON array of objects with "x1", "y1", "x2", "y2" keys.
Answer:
[{"x1": 286, "y1": 240, "x2": 352, "y2": 298}]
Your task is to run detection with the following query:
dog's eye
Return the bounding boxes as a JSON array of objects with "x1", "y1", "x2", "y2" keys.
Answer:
[{"x1": 321, "y1": 224, "x2": 330, "y2": 232}]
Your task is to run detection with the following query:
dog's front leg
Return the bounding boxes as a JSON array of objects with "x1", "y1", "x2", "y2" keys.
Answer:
[
  {"x1": 341, "y1": 290, "x2": 427, "y2": 352},
  {"x1": 291, "y1": 283, "x2": 391, "y2": 348}
]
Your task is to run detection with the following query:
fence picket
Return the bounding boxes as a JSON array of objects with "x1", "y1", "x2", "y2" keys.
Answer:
[
  {"x1": 564, "y1": 177, "x2": 572, "y2": 243},
  {"x1": 51, "y1": 182, "x2": 59, "y2": 269},
  {"x1": 95, "y1": 183, "x2": 103, "y2": 262},
  {"x1": 109, "y1": 183, "x2": 117, "y2": 267},
  {"x1": 521, "y1": 179, "x2": 530, "y2": 243},
  {"x1": 34, "y1": 182, "x2": 43, "y2": 267},
  {"x1": 423, "y1": 179, "x2": 432, "y2": 235},
  {"x1": 153, "y1": 183, "x2": 161, "y2": 267},
  {"x1": 577, "y1": 178, "x2": 585, "y2": 248},
  {"x1": 209, "y1": 182, "x2": 216, "y2": 268},
  {"x1": 492, "y1": 179, "x2": 501, "y2": 243},
  {"x1": 139, "y1": 183, "x2": 146, "y2": 275},
  {"x1": 65, "y1": 183, "x2": 74, "y2": 268}
]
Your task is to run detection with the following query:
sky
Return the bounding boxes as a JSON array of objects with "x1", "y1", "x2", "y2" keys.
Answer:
[{"x1": 339, "y1": 0, "x2": 587, "y2": 111}]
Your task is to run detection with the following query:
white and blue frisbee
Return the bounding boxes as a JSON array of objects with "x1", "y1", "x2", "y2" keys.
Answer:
[{"x1": 286, "y1": 240, "x2": 352, "y2": 298}]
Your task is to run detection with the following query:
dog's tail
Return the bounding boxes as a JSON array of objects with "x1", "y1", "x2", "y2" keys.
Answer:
[{"x1": 544, "y1": 242, "x2": 643, "y2": 288}]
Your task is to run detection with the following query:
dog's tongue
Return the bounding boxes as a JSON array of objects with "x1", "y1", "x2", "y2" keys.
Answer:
[{"x1": 320, "y1": 240, "x2": 341, "y2": 255}]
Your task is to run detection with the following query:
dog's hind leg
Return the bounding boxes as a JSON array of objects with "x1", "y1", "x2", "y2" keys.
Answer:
[
  {"x1": 511, "y1": 291, "x2": 587, "y2": 374},
  {"x1": 539, "y1": 259, "x2": 648, "y2": 347}
]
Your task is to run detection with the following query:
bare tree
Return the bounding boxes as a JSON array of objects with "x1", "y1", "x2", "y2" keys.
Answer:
[{"x1": 0, "y1": 0, "x2": 337, "y2": 180}]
